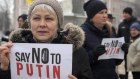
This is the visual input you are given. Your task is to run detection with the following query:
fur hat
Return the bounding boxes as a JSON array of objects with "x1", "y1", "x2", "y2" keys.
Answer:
[
  {"x1": 130, "y1": 22, "x2": 140, "y2": 31},
  {"x1": 123, "y1": 7, "x2": 133, "y2": 16},
  {"x1": 84, "y1": 0, "x2": 107, "y2": 19},
  {"x1": 28, "y1": 0, "x2": 63, "y2": 28}
]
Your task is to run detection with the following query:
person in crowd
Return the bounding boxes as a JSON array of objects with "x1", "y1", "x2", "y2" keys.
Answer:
[
  {"x1": 107, "y1": 14, "x2": 115, "y2": 23},
  {"x1": 81, "y1": 0, "x2": 121, "y2": 79},
  {"x1": 107, "y1": 13, "x2": 117, "y2": 36},
  {"x1": 21, "y1": 20, "x2": 29, "y2": 29},
  {"x1": 1, "y1": 14, "x2": 29, "y2": 43},
  {"x1": 17, "y1": 14, "x2": 28, "y2": 28},
  {"x1": 127, "y1": 22, "x2": 140, "y2": 79},
  {"x1": 0, "y1": 0, "x2": 93, "y2": 79},
  {"x1": 117, "y1": 7, "x2": 137, "y2": 79},
  {"x1": 117, "y1": 7, "x2": 137, "y2": 43}
]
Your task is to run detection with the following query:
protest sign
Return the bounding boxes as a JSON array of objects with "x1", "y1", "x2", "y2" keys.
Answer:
[
  {"x1": 98, "y1": 37, "x2": 125, "y2": 60},
  {"x1": 10, "y1": 43, "x2": 72, "y2": 79}
]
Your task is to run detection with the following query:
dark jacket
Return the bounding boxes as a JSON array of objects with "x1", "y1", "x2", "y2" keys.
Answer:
[
  {"x1": 117, "y1": 16, "x2": 137, "y2": 43},
  {"x1": 117, "y1": 16, "x2": 137, "y2": 62},
  {"x1": 81, "y1": 19, "x2": 119, "y2": 79},
  {"x1": 0, "y1": 26, "x2": 93, "y2": 79}
]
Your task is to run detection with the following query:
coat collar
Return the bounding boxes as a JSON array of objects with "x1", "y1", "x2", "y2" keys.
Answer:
[{"x1": 9, "y1": 23, "x2": 85, "y2": 50}]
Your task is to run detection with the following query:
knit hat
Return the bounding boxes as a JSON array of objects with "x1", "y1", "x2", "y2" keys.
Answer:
[
  {"x1": 130, "y1": 22, "x2": 140, "y2": 31},
  {"x1": 28, "y1": 0, "x2": 63, "y2": 28},
  {"x1": 18, "y1": 14, "x2": 27, "y2": 21},
  {"x1": 123, "y1": 7, "x2": 133, "y2": 16},
  {"x1": 83, "y1": 0, "x2": 107, "y2": 19}
]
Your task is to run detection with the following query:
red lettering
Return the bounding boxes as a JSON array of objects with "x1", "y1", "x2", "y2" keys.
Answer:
[
  {"x1": 106, "y1": 48, "x2": 121, "y2": 55},
  {"x1": 46, "y1": 65, "x2": 50, "y2": 78},
  {"x1": 26, "y1": 64, "x2": 33, "y2": 76},
  {"x1": 110, "y1": 48, "x2": 113, "y2": 55},
  {"x1": 113, "y1": 48, "x2": 116, "y2": 54},
  {"x1": 53, "y1": 66, "x2": 60, "y2": 79},
  {"x1": 116, "y1": 48, "x2": 120, "y2": 54},
  {"x1": 36, "y1": 64, "x2": 43, "y2": 77},
  {"x1": 106, "y1": 48, "x2": 113, "y2": 55},
  {"x1": 106, "y1": 48, "x2": 110, "y2": 55},
  {"x1": 16, "y1": 63, "x2": 61, "y2": 78},
  {"x1": 17, "y1": 62, "x2": 23, "y2": 76}
]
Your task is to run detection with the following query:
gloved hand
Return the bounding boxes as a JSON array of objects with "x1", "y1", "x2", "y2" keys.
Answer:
[
  {"x1": 93, "y1": 45, "x2": 106, "y2": 61},
  {"x1": 121, "y1": 43, "x2": 130, "y2": 53}
]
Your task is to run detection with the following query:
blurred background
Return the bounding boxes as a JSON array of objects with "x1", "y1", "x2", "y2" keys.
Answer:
[{"x1": 0, "y1": 0, "x2": 140, "y2": 37}]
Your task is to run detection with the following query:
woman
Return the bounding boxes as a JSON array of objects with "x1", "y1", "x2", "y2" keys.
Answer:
[
  {"x1": 17, "y1": 14, "x2": 28, "y2": 28},
  {"x1": 0, "y1": 0, "x2": 92, "y2": 79},
  {"x1": 127, "y1": 22, "x2": 140, "y2": 79},
  {"x1": 81, "y1": 0, "x2": 121, "y2": 79}
]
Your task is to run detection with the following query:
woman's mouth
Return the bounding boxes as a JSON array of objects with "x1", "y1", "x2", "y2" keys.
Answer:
[{"x1": 38, "y1": 31, "x2": 48, "y2": 35}]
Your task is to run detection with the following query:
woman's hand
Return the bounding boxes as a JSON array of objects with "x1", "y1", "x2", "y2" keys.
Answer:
[
  {"x1": 0, "y1": 41, "x2": 12, "y2": 70},
  {"x1": 68, "y1": 74, "x2": 77, "y2": 79}
]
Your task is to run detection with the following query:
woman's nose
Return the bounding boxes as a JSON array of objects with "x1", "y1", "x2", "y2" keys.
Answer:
[
  {"x1": 39, "y1": 19, "x2": 46, "y2": 28},
  {"x1": 103, "y1": 13, "x2": 108, "y2": 18}
]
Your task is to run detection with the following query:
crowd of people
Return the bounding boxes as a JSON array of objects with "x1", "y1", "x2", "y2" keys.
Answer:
[{"x1": 0, "y1": 0, "x2": 140, "y2": 79}]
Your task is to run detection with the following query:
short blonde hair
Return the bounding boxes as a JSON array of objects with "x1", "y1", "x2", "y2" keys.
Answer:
[{"x1": 31, "y1": 4, "x2": 57, "y2": 18}]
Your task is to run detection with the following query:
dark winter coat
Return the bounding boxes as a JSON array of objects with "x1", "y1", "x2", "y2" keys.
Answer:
[
  {"x1": 117, "y1": 16, "x2": 137, "y2": 67},
  {"x1": 117, "y1": 16, "x2": 137, "y2": 43},
  {"x1": 0, "y1": 25, "x2": 93, "y2": 79},
  {"x1": 81, "y1": 19, "x2": 119, "y2": 79}
]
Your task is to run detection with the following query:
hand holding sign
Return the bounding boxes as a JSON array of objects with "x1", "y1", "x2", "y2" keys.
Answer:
[
  {"x1": 0, "y1": 41, "x2": 12, "y2": 70},
  {"x1": 93, "y1": 45, "x2": 106, "y2": 61},
  {"x1": 121, "y1": 43, "x2": 130, "y2": 53},
  {"x1": 68, "y1": 74, "x2": 77, "y2": 79}
]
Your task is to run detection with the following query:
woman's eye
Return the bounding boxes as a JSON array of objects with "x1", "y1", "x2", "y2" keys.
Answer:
[
  {"x1": 33, "y1": 17, "x2": 40, "y2": 20},
  {"x1": 46, "y1": 17, "x2": 53, "y2": 20}
]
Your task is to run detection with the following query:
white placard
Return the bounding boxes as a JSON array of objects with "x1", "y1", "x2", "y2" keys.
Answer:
[
  {"x1": 10, "y1": 43, "x2": 73, "y2": 79},
  {"x1": 98, "y1": 37, "x2": 125, "y2": 60}
]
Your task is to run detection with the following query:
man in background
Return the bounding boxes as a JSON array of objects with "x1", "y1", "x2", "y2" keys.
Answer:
[{"x1": 117, "y1": 7, "x2": 137, "y2": 79}]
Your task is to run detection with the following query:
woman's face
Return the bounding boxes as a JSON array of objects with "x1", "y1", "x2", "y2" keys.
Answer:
[
  {"x1": 18, "y1": 18, "x2": 24, "y2": 28},
  {"x1": 130, "y1": 28, "x2": 140, "y2": 38},
  {"x1": 30, "y1": 8, "x2": 58, "y2": 42},
  {"x1": 91, "y1": 9, "x2": 107, "y2": 27}
]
